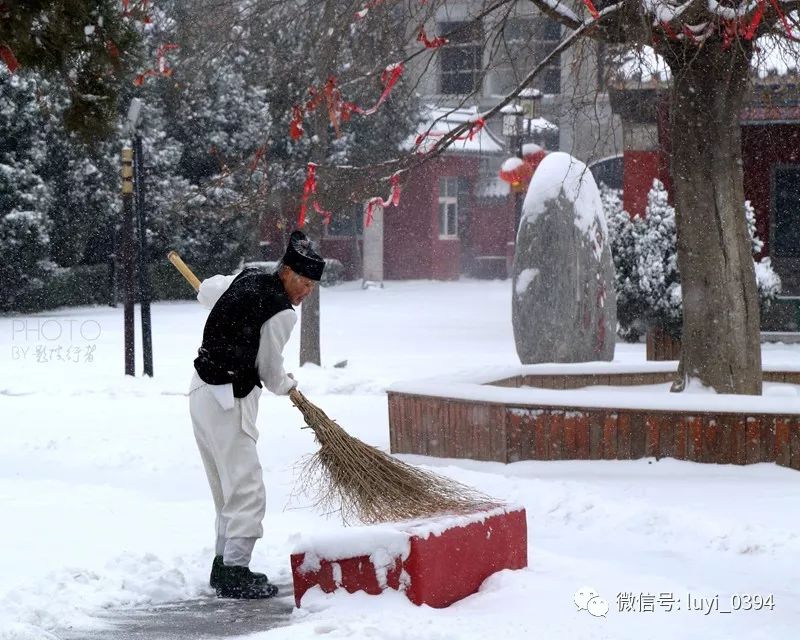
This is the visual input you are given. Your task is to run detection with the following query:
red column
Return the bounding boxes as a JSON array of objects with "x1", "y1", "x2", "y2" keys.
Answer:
[{"x1": 622, "y1": 123, "x2": 665, "y2": 218}]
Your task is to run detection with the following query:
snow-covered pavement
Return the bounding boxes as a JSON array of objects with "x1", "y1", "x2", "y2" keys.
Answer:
[{"x1": 1, "y1": 279, "x2": 798, "y2": 639}]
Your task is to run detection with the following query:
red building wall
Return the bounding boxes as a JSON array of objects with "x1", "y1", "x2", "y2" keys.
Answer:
[
  {"x1": 384, "y1": 156, "x2": 480, "y2": 280},
  {"x1": 320, "y1": 237, "x2": 361, "y2": 280},
  {"x1": 741, "y1": 124, "x2": 800, "y2": 258},
  {"x1": 259, "y1": 154, "x2": 514, "y2": 281},
  {"x1": 383, "y1": 162, "x2": 436, "y2": 279},
  {"x1": 625, "y1": 116, "x2": 800, "y2": 269},
  {"x1": 466, "y1": 197, "x2": 515, "y2": 257},
  {"x1": 623, "y1": 151, "x2": 666, "y2": 217}
]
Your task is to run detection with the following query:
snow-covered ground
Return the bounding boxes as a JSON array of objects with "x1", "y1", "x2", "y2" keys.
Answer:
[{"x1": 1, "y1": 279, "x2": 798, "y2": 639}]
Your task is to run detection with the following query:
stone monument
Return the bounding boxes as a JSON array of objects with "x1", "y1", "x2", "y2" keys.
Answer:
[{"x1": 512, "y1": 151, "x2": 616, "y2": 363}]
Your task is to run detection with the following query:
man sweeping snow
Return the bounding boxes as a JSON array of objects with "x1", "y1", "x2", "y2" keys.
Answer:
[{"x1": 189, "y1": 230, "x2": 324, "y2": 599}]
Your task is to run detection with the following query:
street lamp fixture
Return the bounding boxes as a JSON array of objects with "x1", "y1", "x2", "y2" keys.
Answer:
[
  {"x1": 125, "y1": 97, "x2": 143, "y2": 136},
  {"x1": 518, "y1": 88, "x2": 544, "y2": 145},
  {"x1": 501, "y1": 102, "x2": 524, "y2": 146}
]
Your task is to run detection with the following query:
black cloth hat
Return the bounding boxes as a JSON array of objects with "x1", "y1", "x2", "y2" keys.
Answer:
[{"x1": 282, "y1": 230, "x2": 325, "y2": 281}]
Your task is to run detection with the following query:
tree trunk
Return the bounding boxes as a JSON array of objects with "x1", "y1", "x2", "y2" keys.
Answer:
[
  {"x1": 299, "y1": 0, "x2": 337, "y2": 367},
  {"x1": 300, "y1": 202, "x2": 322, "y2": 367},
  {"x1": 299, "y1": 157, "x2": 325, "y2": 367},
  {"x1": 665, "y1": 40, "x2": 761, "y2": 394}
]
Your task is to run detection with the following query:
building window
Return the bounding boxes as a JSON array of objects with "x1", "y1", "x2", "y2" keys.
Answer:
[
  {"x1": 504, "y1": 17, "x2": 535, "y2": 44},
  {"x1": 498, "y1": 17, "x2": 560, "y2": 95},
  {"x1": 541, "y1": 64, "x2": 560, "y2": 94},
  {"x1": 542, "y1": 17, "x2": 562, "y2": 40},
  {"x1": 439, "y1": 177, "x2": 461, "y2": 237},
  {"x1": 538, "y1": 18, "x2": 561, "y2": 94},
  {"x1": 438, "y1": 21, "x2": 483, "y2": 95},
  {"x1": 773, "y1": 165, "x2": 800, "y2": 257}
]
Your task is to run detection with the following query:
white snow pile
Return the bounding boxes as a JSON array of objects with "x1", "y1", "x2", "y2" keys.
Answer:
[
  {"x1": 522, "y1": 142, "x2": 543, "y2": 157},
  {"x1": 501, "y1": 157, "x2": 526, "y2": 173},
  {"x1": 2, "y1": 281, "x2": 800, "y2": 639},
  {"x1": 756, "y1": 257, "x2": 782, "y2": 299},
  {"x1": 515, "y1": 268, "x2": 540, "y2": 296}
]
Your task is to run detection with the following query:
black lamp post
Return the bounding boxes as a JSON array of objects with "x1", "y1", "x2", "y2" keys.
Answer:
[
  {"x1": 502, "y1": 103, "x2": 525, "y2": 232},
  {"x1": 124, "y1": 98, "x2": 154, "y2": 377}
]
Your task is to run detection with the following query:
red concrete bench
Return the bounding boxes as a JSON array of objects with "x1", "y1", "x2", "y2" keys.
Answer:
[{"x1": 290, "y1": 506, "x2": 527, "y2": 608}]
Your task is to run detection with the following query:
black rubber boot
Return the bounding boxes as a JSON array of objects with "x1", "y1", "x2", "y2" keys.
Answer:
[
  {"x1": 214, "y1": 564, "x2": 278, "y2": 599},
  {"x1": 209, "y1": 555, "x2": 224, "y2": 588},
  {"x1": 210, "y1": 556, "x2": 269, "y2": 589}
]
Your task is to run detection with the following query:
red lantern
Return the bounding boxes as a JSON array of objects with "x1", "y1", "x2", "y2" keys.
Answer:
[
  {"x1": 499, "y1": 157, "x2": 533, "y2": 188},
  {"x1": 522, "y1": 143, "x2": 547, "y2": 171}
]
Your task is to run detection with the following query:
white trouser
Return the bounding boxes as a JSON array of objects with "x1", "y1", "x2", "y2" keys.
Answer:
[{"x1": 189, "y1": 375, "x2": 265, "y2": 567}]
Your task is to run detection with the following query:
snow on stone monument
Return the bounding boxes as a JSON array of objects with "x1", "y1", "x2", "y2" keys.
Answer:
[{"x1": 512, "y1": 152, "x2": 616, "y2": 363}]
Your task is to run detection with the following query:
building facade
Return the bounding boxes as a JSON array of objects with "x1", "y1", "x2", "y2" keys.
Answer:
[
  {"x1": 260, "y1": 1, "x2": 621, "y2": 280},
  {"x1": 338, "y1": 1, "x2": 621, "y2": 280}
]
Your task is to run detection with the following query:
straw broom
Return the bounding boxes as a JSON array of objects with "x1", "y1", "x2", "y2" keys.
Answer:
[
  {"x1": 289, "y1": 387, "x2": 501, "y2": 524},
  {"x1": 169, "y1": 250, "x2": 502, "y2": 524}
]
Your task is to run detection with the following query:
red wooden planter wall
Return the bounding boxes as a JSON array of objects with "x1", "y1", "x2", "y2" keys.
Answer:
[{"x1": 388, "y1": 371, "x2": 800, "y2": 470}]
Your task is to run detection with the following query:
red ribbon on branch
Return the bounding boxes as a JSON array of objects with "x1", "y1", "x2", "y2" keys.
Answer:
[
  {"x1": 582, "y1": 0, "x2": 600, "y2": 20},
  {"x1": 417, "y1": 29, "x2": 448, "y2": 48},
  {"x1": 313, "y1": 201, "x2": 333, "y2": 225},
  {"x1": 744, "y1": 0, "x2": 766, "y2": 39},
  {"x1": 134, "y1": 43, "x2": 179, "y2": 85},
  {"x1": 297, "y1": 163, "x2": 319, "y2": 228},
  {"x1": 296, "y1": 163, "x2": 333, "y2": 226},
  {"x1": 248, "y1": 145, "x2": 267, "y2": 171},
  {"x1": 767, "y1": 0, "x2": 796, "y2": 40},
  {"x1": 365, "y1": 172, "x2": 402, "y2": 226},
  {"x1": 413, "y1": 117, "x2": 486, "y2": 152},
  {"x1": 297, "y1": 165, "x2": 402, "y2": 228},
  {"x1": 289, "y1": 105, "x2": 305, "y2": 140},
  {"x1": 660, "y1": 20, "x2": 679, "y2": 41},
  {"x1": 289, "y1": 63, "x2": 404, "y2": 140},
  {"x1": 721, "y1": 0, "x2": 796, "y2": 49},
  {"x1": 0, "y1": 44, "x2": 18, "y2": 73},
  {"x1": 122, "y1": 0, "x2": 152, "y2": 21}
]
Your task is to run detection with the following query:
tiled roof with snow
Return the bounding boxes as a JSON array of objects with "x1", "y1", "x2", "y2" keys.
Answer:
[
  {"x1": 474, "y1": 176, "x2": 511, "y2": 199},
  {"x1": 403, "y1": 105, "x2": 506, "y2": 155}
]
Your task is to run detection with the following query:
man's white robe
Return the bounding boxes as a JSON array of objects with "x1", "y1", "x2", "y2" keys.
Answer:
[{"x1": 189, "y1": 275, "x2": 296, "y2": 567}]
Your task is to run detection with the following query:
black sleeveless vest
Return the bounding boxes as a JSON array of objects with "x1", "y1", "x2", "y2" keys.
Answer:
[{"x1": 194, "y1": 269, "x2": 293, "y2": 397}]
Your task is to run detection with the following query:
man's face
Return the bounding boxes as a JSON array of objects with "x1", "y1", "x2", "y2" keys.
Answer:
[{"x1": 282, "y1": 268, "x2": 316, "y2": 305}]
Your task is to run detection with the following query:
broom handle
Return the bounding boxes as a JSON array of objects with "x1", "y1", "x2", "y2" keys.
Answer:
[{"x1": 167, "y1": 250, "x2": 201, "y2": 292}]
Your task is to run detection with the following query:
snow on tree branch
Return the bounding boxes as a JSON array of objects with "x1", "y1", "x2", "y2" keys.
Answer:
[{"x1": 527, "y1": 0, "x2": 582, "y2": 27}]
